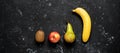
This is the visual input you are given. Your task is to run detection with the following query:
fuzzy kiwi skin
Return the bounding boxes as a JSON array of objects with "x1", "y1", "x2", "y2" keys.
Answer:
[{"x1": 35, "y1": 30, "x2": 45, "y2": 43}]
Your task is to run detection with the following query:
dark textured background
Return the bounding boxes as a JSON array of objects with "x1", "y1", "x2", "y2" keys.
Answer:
[{"x1": 0, "y1": 0, "x2": 120, "y2": 53}]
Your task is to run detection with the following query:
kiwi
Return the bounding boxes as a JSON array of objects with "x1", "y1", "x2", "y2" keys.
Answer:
[{"x1": 35, "y1": 30, "x2": 45, "y2": 43}]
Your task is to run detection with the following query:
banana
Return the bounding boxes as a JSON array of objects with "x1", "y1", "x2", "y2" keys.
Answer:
[{"x1": 73, "y1": 7, "x2": 91, "y2": 43}]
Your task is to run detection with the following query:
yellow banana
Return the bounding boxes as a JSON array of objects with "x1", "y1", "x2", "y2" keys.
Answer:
[{"x1": 73, "y1": 7, "x2": 91, "y2": 43}]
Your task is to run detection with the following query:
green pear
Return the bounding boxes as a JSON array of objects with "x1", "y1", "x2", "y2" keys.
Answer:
[{"x1": 64, "y1": 22, "x2": 76, "y2": 43}]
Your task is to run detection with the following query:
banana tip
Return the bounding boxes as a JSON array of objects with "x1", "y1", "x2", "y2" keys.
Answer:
[
  {"x1": 72, "y1": 10, "x2": 76, "y2": 12},
  {"x1": 72, "y1": 9, "x2": 76, "y2": 12},
  {"x1": 73, "y1": 7, "x2": 82, "y2": 12},
  {"x1": 83, "y1": 40, "x2": 87, "y2": 43}
]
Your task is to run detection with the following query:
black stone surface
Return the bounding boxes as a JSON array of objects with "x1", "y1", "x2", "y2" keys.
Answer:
[{"x1": 0, "y1": 0, "x2": 120, "y2": 53}]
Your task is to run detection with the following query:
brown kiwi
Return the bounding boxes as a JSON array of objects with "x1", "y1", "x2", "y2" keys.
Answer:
[{"x1": 35, "y1": 30, "x2": 45, "y2": 43}]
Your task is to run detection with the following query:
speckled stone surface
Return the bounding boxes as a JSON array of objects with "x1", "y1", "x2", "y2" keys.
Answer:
[{"x1": 0, "y1": 0, "x2": 120, "y2": 53}]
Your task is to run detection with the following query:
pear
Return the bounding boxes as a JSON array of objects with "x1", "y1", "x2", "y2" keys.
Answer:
[{"x1": 64, "y1": 22, "x2": 76, "y2": 43}]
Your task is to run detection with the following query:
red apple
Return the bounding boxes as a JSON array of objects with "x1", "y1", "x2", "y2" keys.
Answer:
[{"x1": 48, "y1": 31, "x2": 61, "y2": 43}]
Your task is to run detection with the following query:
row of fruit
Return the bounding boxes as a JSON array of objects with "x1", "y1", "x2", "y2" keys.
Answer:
[{"x1": 35, "y1": 7, "x2": 92, "y2": 44}]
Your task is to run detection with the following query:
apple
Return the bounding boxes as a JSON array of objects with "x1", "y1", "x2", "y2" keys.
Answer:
[{"x1": 48, "y1": 31, "x2": 61, "y2": 43}]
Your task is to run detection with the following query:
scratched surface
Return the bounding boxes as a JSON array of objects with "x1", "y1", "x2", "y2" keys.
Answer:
[{"x1": 0, "y1": 0, "x2": 120, "y2": 53}]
